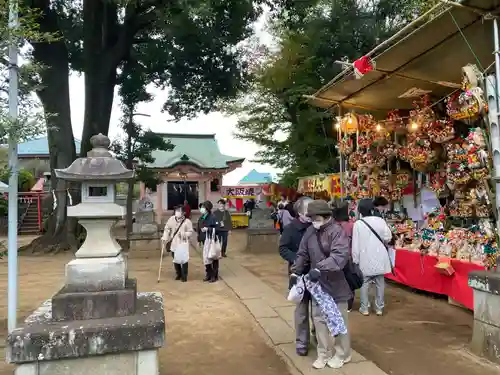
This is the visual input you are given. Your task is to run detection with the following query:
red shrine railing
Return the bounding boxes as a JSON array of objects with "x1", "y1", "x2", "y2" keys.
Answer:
[
  {"x1": 2, "y1": 192, "x2": 44, "y2": 233},
  {"x1": 3, "y1": 176, "x2": 46, "y2": 234}
]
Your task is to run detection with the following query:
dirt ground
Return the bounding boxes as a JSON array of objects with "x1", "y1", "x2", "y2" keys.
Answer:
[
  {"x1": 0, "y1": 238, "x2": 290, "y2": 375},
  {"x1": 229, "y1": 231, "x2": 500, "y2": 375}
]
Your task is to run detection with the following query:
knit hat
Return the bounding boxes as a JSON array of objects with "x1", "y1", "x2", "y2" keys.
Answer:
[{"x1": 306, "y1": 200, "x2": 332, "y2": 217}]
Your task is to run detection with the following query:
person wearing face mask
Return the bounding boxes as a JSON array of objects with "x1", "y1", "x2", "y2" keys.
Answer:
[
  {"x1": 214, "y1": 199, "x2": 232, "y2": 257},
  {"x1": 198, "y1": 200, "x2": 220, "y2": 282},
  {"x1": 279, "y1": 197, "x2": 314, "y2": 356},
  {"x1": 162, "y1": 205, "x2": 194, "y2": 282},
  {"x1": 352, "y1": 198, "x2": 393, "y2": 316},
  {"x1": 292, "y1": 200, "x2": 351, "y2": 370}
]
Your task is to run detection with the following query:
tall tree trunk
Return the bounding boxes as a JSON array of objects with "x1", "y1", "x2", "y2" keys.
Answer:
[
  {"x1": 80, "y1": 0, "x2": 122, "y2": 156},
  {"x1": 80, "y1": 70, "x2": 116, "y2": 156},
  {"x1": 20, "y1": 1, "x2": 79, "y2": 253}
]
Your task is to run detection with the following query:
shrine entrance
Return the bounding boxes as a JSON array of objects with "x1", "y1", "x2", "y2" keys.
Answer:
[{"x1": 166, "y1": 181, "x2": 199, "y2": 210}]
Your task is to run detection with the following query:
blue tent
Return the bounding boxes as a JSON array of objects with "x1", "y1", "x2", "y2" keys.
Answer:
[{"x1": 238, "y1": 169, "x2": 272, "y2": 185}]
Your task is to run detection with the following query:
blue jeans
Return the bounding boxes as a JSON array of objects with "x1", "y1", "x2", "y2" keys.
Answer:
[
  {"x1": 359, "y1": 275, "x2": 385, "y2": 313},
  {"x1": 216, "y1": 231, "x2": 229, "y2": 255}
]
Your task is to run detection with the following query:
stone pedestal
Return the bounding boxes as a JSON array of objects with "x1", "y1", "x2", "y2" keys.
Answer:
[
  {"x1": 7, "y1": 292, "x2": 164, "y2": 375},
  {"x1": 76, "y1": 219, "x2": 122, "y2": 258},
  {"x1": 6, "y1": 133, "x2": 165, "y2": 375},
  {"x1": 246, "y1": 207, "x2": 278, "y2": 253},
  {"x1": 246, "y1": 227, "x2": 279, "y2": 253},
  {"x1": 468, "y1": 271, "x2": 500, "y2": 365}
]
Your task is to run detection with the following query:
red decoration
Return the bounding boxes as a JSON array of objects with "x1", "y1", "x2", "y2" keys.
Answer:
[
  {"x1": 353, "y1": 56, "x2": 375, "y2": 78},
  {"x1": 235, "y1": 198, "x2": 243, "y2": 211}
]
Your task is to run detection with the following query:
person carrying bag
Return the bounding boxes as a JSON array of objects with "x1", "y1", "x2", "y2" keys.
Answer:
[
  {"x1": 160, "y1": 205, "x2": 193, "y2": 282},
  {"x1": 352, "y1": 199, "x2": 393, "y2": 316}
]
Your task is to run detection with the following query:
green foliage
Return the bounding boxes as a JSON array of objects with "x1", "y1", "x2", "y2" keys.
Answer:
[
  {"x1": 0, "y1": 167, "x2": 35, "y2": 192},
  {"x1": 50, "y1": 0, "x2": 271, "y2": 120},
  {"x1": 0, "y1": 0, "x2": 58, "y2": 143},
  {"x1": 225, "y1": 0, "x2": 433, "y2": 184}
]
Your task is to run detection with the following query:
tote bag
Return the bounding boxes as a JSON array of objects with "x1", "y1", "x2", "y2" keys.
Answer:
[{"x1": 173, "y1": 241, "x2": 190, "y2": 264}]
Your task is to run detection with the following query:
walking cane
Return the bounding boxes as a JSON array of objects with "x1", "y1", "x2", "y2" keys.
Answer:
[{"x1": 157, "y1": 240, "x2": 165, "y2": 283}]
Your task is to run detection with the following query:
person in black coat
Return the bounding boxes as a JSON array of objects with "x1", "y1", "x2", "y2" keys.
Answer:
[
  {"x1": 279, "y1": 196, "x2": 313, "y2": 356},
  {"x1": 198, "y1": 200, "x2": 220, "y2": 282}
]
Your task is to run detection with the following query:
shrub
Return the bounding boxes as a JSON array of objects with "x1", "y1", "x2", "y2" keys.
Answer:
[{"x1": 0, "y1": 168, "x2": 36, "y2": 192}]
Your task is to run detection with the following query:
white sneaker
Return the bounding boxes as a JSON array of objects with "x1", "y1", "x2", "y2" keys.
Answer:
[
  {"x1": 312, "y1": 356, "x2": 330, "y2": 369},
  {"x1": 376, "y1": 310, "x2": 383, "y2": 316},
  {"x1": 359, "y1": 309, "x2": 370, "y2": 316},
  {"x1": 327, "y1": 355, "x2": 352, "y2": 369}
]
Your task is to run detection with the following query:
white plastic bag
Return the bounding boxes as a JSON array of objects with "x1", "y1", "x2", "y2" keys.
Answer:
[
  {"x1": 208, "y1": 229, "x2": 221, "y2": 260},
  {"x1": 287, "y1": 275, "x2": 306, "y2": 303},
  {"x1": 202, "y1": 238, "x2": 212, "y2": 265},
  {"x1": 173, "y1": 241, "x2": 190, "y2": 264}
]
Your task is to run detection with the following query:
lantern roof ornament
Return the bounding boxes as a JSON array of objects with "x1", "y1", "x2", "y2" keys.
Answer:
[{"x1": 54, "y1": 133, "x2": 135, "y2": 182}]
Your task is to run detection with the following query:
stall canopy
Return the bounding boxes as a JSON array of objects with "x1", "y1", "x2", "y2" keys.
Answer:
[
  {"x1": 307, "y1": 0, "x2": 500, "y2": 113},
  {"x1": 0, "y1": 181, "x2": 7, "y2": 193}
]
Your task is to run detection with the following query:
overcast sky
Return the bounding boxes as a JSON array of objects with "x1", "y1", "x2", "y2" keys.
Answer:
[{"x1": 68, "y1": 13, "x2": 279, "y2": 186}]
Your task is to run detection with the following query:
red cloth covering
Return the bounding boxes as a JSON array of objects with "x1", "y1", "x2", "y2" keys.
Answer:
[
  {"x1": 385, "y1": 249, "x2": 485, "y2": 310},
  {"x1": 235, "y1": 198, "x2": 243, "y2": 211}
]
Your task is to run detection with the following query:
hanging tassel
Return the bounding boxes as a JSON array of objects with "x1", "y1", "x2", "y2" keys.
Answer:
[
  {"x1": 67, "y1": 189, "x2": 73, "y2": 206},
  {"x1": 52, "y1": 190, "x2": 57, "y2": 210}
]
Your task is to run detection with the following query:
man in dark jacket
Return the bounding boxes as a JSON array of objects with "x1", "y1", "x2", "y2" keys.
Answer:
[
  {"x1": 214, "y1": 199, "x2": 232, "y2": 257},
  {"x1": 279, "y1": 196, "x2": 313, "y2": 356}
]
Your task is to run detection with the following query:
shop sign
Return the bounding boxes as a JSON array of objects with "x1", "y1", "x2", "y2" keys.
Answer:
[
  {"x1": 222, "y1": 186, "x2": 259, "y2": 198},
  {"x1": 331, "y1": 175, "x2": 341, "y2": 197},
  {"x1": 297, "y1": 175, "x2": 331, "y2": 194}
]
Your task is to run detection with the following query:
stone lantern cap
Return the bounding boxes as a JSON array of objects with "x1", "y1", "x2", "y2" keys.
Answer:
[{"x1": 54, "y1": 133, "x2": 135, "y2": 182}]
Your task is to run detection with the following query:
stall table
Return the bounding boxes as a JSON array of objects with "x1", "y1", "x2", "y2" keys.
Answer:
[
  {"x1": 386, "y1": 248, "x2": 485, "y2": 310},
  {"x1": 231, "y1": 212, "x2": 249, "y2": 228}
]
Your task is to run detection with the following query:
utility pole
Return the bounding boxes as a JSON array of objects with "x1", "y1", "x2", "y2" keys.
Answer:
[{"x1": 7, "y1": 0, "x2": 19, "y2": 333}]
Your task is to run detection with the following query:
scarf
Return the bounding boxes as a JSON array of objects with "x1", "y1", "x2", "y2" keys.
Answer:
[{"x1": 304, "y1": 276, "x2": 347, "y2": 336}]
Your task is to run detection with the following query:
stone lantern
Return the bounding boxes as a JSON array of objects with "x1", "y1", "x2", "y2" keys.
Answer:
[{"x1": 7, "y1": 134, "x2": 165, "y2": 375}]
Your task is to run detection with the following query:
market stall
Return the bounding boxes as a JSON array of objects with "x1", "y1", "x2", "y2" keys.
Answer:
[
  {"x1": 307, "y1": 0, "x2": 500, "y2": 310},
  {"x1": 221, "y1": 186, "x2": 258, "y2": 228}
]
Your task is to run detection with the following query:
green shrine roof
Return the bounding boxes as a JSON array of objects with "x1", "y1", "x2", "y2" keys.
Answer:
[{"x1": 148, "y1": 133, "x2": 244, "y2": 170}]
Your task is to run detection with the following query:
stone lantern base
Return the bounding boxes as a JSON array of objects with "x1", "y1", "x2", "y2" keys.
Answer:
[
  {"x1": 6, "y1": 254, "x2": 165, "y2": 375},
  {"x1": 468, "y1": 270, "x2": 500, "y2": 365}
]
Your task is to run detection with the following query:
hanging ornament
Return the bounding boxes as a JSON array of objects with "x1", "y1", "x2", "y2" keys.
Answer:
[{"x1": 353, "y1": 56, "x2": 376, "y2": 79}]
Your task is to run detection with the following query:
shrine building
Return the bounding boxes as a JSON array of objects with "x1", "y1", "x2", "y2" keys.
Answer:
[{"x1": 140, "y1": 133, "x2": 244, "y2": 220}]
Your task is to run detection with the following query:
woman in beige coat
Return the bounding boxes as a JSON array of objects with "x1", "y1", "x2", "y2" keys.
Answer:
[{"x1": 162, "y1": 205, "x2": 193, "y2": 282}]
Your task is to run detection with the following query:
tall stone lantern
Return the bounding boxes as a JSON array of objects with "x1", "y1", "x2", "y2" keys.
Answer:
[{"x1": 7, "y1": 134, "x2": 165, "y2": 375}]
